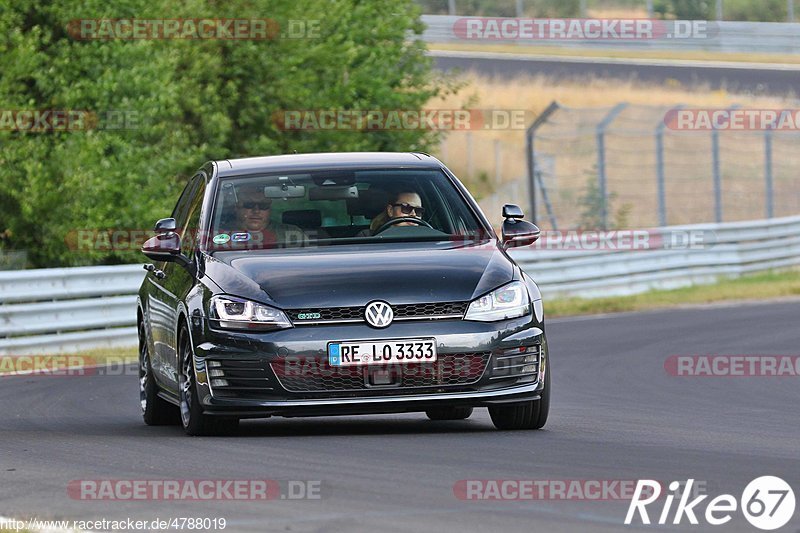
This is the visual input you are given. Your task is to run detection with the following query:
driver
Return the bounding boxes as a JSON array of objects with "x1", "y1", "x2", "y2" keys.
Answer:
[{"x1": 362, "y1": 190, "x2": 425, "y2": 236}]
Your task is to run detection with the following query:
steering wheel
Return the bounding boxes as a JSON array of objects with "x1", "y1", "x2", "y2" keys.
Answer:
[{"x1": 374, "y1": 216, "x2": 433, "y2": 235}]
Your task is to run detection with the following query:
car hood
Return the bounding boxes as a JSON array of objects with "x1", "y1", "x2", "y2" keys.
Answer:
[{"x1": 203, "y1": 240, "x2": 514, "y2": 309}]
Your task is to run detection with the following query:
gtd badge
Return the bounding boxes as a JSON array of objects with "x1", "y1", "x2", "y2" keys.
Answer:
[{"x1": 365, "y1": 301, "x2": 393, "y2": 328}]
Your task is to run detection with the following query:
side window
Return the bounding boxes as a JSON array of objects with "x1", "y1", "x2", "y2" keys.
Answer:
[
  {"x1": 181, "y1": 175, "x2": 207, "y2": 256},
  {"x1": 171, "y1": 177, "x2": 200, "y2": 231}
]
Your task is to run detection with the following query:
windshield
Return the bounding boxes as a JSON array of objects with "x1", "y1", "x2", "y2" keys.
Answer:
[{"x1": 207, "y1": 168, "x2": 487, "y2": 251}]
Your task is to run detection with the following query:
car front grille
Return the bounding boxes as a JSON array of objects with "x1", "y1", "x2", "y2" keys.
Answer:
[
  {"x1": 286, "y1": 301, "x2": 468, "y2": 325},
  {"x1": 490, "y1": 344, "x2": 541, "y2": 382},
  {"x1": 270, "y1": 352, "x2": 491, "y2": 393},
  {"x1": 205, "y1": 359, "x2": 276, "y2": 400}
]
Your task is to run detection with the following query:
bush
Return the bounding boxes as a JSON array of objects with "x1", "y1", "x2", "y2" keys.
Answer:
[{"x1": 0, "y1": 0, "x2": 451, "y2": 267}]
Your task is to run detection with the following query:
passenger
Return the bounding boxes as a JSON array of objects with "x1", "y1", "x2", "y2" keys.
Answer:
[{"x1": 223, "y1": 184, "x2": 307, "y2": 247}]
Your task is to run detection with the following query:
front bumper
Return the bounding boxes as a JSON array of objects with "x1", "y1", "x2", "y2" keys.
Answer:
[
  {"x1": 190, "y1": 313, "x2": 548, "y2": 418},
  {"x1": 202, "y1": 382, "x2": 542, "y2": 418}
]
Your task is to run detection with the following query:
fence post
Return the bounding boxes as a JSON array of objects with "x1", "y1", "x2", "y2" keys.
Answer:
[
  {"x1": 516, "y1": 0, "x2": 524, "y2": 17},
  {"x1": 712, "y1": 104, "x2": 739, "y2": 223},
  {"x1": 716, "y1": 0, "x2": 724, "y2": 19},
  {"x1": 526, "y1": 101, "x2": 560, "y2": 225},
  {"x1": 655, "y1": 105, "x2": 682, "y2": 227},
  {"x1": 466, "y1": 131, "x2": 473, "y2": 180},
  {"x1": 765, "y1": 126, "x2": 774, "y2": 218},
  {"x1": 712, "y1": 127, "x2": 722, "y2": 223},
  {"x1": 789, "y1": 0, "x2": 795, "y2": 22},
  {"x1": 448, "y1": 0, "x2": 456, "y2": 15},
  {"x1": 535, "y1": 169, "x2": 559, "y2": 231},
  {"x1": 646, "y1": 0, "x2": 654, "y2": 17},
  {"x1": 596, "y1": 103, "x2": 628, "y2": 230},
  {"x1": 494, "y1": 139, "x2": 502, "y2": 185}
]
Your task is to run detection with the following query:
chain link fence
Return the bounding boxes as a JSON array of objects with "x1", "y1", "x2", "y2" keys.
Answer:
[
  {"x1": 0, "y1": 250, "x2": 27, "y2": 271},
  {"x1": 443, "y1": 102, "x2": 800, "y2": 230}
]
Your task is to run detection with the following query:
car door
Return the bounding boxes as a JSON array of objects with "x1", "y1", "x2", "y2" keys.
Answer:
[{"x1": 147, "y1": 174, "x2": 204, "y2": 392}]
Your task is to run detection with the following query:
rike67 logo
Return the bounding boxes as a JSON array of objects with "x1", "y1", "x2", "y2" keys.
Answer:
[{"x1": 625, "y1": 477, "x2": 795, "y2": 530}]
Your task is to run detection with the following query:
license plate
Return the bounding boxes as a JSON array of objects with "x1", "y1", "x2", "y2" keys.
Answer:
[{"x1": 328, "y1": 339, "x2": 437, "y2": 366}]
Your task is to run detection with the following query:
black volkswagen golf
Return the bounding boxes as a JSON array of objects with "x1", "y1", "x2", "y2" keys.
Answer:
[{"x1": 138, "y1": 152, "x2": 550, "y2": 435}]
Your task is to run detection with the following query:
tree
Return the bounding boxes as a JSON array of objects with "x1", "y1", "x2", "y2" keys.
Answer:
[{"x1": 0, "y1": 0, "x2": 451, "y2": 267}]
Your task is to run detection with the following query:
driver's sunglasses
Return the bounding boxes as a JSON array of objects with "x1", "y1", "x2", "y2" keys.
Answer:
[
  {"x1": 392, "y1": 202, "x2": 425, "y2": 217},
  {"x1": 239, "y1": 201, "x2": 272, "y2": 211}
]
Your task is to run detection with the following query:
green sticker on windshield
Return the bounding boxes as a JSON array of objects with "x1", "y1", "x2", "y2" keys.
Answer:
[{"x1": 213, "y1": 233, "x2": 230, "y2": 245}]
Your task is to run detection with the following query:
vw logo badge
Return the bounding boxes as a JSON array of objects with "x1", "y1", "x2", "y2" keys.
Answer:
[{"x1": 365, "y1": 301, "x2": 394, "y2": 328}]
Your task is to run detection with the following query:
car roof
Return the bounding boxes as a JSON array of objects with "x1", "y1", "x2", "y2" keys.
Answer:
[{"x1": 213, "y1": 152, "x2": 443, "y2": 177}]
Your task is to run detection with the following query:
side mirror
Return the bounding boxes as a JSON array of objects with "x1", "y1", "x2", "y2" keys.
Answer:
[
  {"x1": 501, "y1": 204, "x2": 540, "y2": 248},
  {"x1": 141, "y1": 218, "x2": 191, "y2": 269},
  {"x1": 502, "y1": 204, "x2": 524, "y2": 219},
  {"x1": 142, "y1": 232, "x2": 182, "y2": 262},
  {"x1": 154, "y1": 218, "x2": 177, "y2": 233}
]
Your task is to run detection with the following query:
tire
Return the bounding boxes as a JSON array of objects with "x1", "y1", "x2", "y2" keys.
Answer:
[
  {"x1": 425, "y1": 406, "x2": 474, "y2": 420},
  {"x1": 178, "y1": 324, "x2": 239, "y2": 436},
  {"x1": 139, "y1": 322, "x2": 179, "y2": 426},
  {"x1": 489, "y1": 359, "x2": 550, "y2": 430}
]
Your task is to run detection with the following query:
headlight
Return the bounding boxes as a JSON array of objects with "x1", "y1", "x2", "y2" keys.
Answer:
[
  {"x1": 465, "y1": 281, "x2": 531, "y2": 322},
  {"x1": 209, "y1": 295, "x2": 292, "y2": 331}
]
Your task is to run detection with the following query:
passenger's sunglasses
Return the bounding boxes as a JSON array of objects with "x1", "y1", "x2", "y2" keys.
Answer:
[
  {"x1": 392, "y1": 202, "x2": 425, "y2": 217},
  {"x1": 239, "y1": 201, "x2": 272, "y2": 211}
]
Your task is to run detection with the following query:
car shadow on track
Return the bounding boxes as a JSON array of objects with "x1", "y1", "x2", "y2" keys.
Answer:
[
  {"x1": 231, "y1": 416, "x2": 499, "y2": 438},
  {"x1": 117, "y1": 415, "x2": 515, "y2": 438}
]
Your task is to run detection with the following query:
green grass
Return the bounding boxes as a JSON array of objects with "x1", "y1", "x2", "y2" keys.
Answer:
[
  {"x1": 546, "y1": 269, "x2": 800, "y2": 317},
  {"x1": 430, "y1": 42, "x2": 800, "y2": 65}
]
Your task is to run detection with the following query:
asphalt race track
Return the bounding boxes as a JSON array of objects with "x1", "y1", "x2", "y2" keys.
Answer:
[
  {"x1": 1, "y1": 300, "x2": 799, "y2": 532},
  {"x1": 432, "y1": 51, "x2": 800, "y2": 95}
]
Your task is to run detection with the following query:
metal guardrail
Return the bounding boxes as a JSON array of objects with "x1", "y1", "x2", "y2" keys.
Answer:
[
  {"x1": 421, "y1": 15, "x2": 800, "y2": 54},
  {"x1": 0, "y1": 265, "x2": 144, "y2": 355},
  {"x1": 1, "y1": 215, "x2": 799, "y2": 355},
  {"x1": 511, "y1": 215, "x2": 800, "y2": 297}
]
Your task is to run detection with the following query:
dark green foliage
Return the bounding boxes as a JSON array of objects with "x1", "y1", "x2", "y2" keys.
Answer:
[{"x1": 0, "y1": 0, "x2": 450, "y2": 267}]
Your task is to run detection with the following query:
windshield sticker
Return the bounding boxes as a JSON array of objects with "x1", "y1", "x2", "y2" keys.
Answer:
[
  {"x1": 213, "y1": 233, "x2": 230, "y2": 245},
  {"x1": 232, "y1": 232, "x2": 251, "y2": 242}
]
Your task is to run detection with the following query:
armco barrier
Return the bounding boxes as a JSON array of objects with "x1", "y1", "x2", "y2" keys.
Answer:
[
  {"x1": 511, "y1": 215, "x2": 800, "y2": 297},
  {"x1": 421, "y1": 15, "x2": 800, "y2": 55},
  {"x1": 1, "y1": 215, "x2": 798, "y2": 355},
  {"x1": 0, "y1": 265, "x2": 144, "y2": 355}
]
